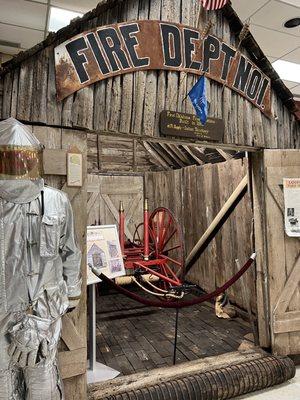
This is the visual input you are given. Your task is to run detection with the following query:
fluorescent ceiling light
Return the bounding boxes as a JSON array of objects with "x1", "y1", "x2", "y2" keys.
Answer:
[
  {"x1": 272, "y1": 60, "x2": 300, "y2": 84},
  {"x1": 48, "y1": 6, "x2": 83, "y2": 32}
]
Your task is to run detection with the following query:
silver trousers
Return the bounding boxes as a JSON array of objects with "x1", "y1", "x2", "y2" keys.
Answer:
[{"x1": 0, "y1": 313, "x2": 64, "y2": 400}]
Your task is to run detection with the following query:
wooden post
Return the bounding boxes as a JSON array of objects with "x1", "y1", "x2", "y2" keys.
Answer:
[
  {"x1": 250, "y1": 151, "x2": 271, "y2": 349},
  {"x1": 235, "y1": 258, "x2": 259, "y2": 346}
]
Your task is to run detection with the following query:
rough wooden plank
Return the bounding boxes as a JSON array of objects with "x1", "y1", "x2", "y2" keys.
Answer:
[
  {"x1": 274, "y1": 311, "x2": 300, "y2": 334},
  {"x1": 43, "y1": 149, "x2": 66, "y2": 175},
  {"x1": 119, "y1": 0, "x2": 139, "y2": 133},
  {"x1": 61, "y1": 313, "x2": 86, "y2": 351},
  {"x1": 31, "y1": 49, "x2": 48, "y2": 123},
  {"x1": 1, "y1": 71, "x2": 13, "y2": 119},
  {"x1": 61, "y1": 128, "x2": 87, "y2": 396},
  {"x1": 47, "y1": 45, "x2": 62, "y2": 126},
  {"x1": 58, "y1": 348, "x2": 87, "y2": 380},
  {"x1": 71, "y1": 86, "x2": 94, "y2": 130},
  {"x1": 10, "y1": 68, "x2": 19, "y2": 118}
]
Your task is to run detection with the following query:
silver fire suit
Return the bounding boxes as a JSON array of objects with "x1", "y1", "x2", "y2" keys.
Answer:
[{"x1": 0, "y1": 118, "x2": 82, "y2": 400}]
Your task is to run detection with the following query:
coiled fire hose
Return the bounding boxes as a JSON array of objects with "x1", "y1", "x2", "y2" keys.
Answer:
[{"x1": 99, "y1": 253, "x2": 256, "y2": 309}]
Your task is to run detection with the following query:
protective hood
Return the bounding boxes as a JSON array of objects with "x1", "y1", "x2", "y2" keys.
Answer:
[{"x1": 0, "y1": 118, "x2": 44, "y2": 203}]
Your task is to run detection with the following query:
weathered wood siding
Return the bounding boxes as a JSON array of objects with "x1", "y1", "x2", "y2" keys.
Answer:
[
  {"x1": 87, "y1": 133, "x2": 161, "y2": 173},
  {"x1": 145, "y1": 158, "x2": 255, "y2": 311},
  {"x1": 252, "y1": 150, "x2": 300, "y2": 355},
  {"x1": 0, "y1": 0, "x2": 299, "y2": 149}
]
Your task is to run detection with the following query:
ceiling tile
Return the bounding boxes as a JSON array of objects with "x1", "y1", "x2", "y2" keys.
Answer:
[
  {"x1": 0, "y1": 0, "x2": 47, "y2": 31},
  {"x1": 282, "y1": 47, "x2": 300, "y2": 63},
  {"x1": 0, "y1": 24, "x2": 44, "y2": 50},
  {"x1": 250, "y1": 24, "x2": 300, "y2": 57},
  {"x1": 51, "y1": 0, "x2": 100, "y2": 14},
  {"x1": 282, "y1": 79, "x2": 299, "y2": 88},
  {"x1": 252, "y1": 0, "x2": 300, "y2": 37},
  {"x1": 277, "y1": 0, "x2": 300, "y2": 7},
  {"x1": 291, "y1": 84, "x2": 300, "y2": 97},
  {"x1": 0, "y1": 44, "x2": 21, "y2": 55},
  {"x1": 231, "y1": 0, "x2": 270, "y2": 21}
]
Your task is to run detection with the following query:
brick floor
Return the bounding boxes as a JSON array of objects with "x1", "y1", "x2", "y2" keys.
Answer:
[{"x1": 95, "y1": 286, "x2": 251, "y2": 376}]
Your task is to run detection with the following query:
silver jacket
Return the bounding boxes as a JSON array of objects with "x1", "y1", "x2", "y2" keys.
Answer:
[{"x1": 0, "y1": 185, "x2": 82, "y2": 317}]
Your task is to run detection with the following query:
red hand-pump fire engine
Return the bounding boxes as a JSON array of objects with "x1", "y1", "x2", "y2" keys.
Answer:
[{"x1": 118, "y1": 199, "x2": 185, "y2": 292}]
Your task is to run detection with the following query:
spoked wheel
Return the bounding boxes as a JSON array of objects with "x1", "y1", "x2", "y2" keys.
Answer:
[
  {"x1": 148, "y1": 207, "x2": 185, "y2": 292},
  {"x1": 132, "y1": 223, "x2": 144, "y2": 247}
]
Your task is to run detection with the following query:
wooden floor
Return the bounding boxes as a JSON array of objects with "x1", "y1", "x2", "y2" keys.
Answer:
[{"x1": 95, "y1": 286, "x2": 251, "y2": 376}]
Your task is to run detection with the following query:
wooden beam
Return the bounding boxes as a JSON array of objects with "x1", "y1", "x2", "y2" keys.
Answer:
[
  {"x1": 182, "y1": 145, "x2": 204, "y2": 165},
  {"x1": 168, "y1": 144, "x2": 190, "y2": 165},
  {"x1": 148, "y1": 142, "x2": 175, "y2": 167},
  {"x1": 216, "y1": 148, "x2": 233, "y2": 161},
  {"x1": 142, "y1": 141, "x2": 169, "y2": 170},
  {"x1": 159, "y1": 143, "x2": 185, "y2": 167},
  {"x1": 189, "y1": 146, "x2": 210, "y2": 163},
  {"x1": 93, "y1": 130, "x2": 259, "y2": 152}
]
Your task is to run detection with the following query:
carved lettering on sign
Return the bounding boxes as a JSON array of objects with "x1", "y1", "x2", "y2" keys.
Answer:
[{"x1": 55, "y1": 20, "x2": 272, "y2": 117}]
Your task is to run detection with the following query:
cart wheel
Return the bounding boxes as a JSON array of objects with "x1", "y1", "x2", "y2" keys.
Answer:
[
  {"x1": 132, "y1": 223, "x2": 144, "y2": 247},
  {"x1": 149, "y1": 207, "x2": 185, "y2": 289}
]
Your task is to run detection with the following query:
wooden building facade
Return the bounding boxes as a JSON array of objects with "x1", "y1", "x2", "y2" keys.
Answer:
[{"x1": 0, "y1": 0, "x2": 299, "y2": 398}]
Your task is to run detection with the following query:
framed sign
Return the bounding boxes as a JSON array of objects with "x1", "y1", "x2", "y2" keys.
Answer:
[
  {"x1": 160, "y1": 110, "x2": 224, "y2": 142},
  {"x1": 283, "y1": 178, "x2": 300, "y2": 237},
  {"x1": 87, "y1": 225, "x2": 125, "y2": 279},
  {"x1": 67, "y1": 148, "x2": 83, "y2": 187}
]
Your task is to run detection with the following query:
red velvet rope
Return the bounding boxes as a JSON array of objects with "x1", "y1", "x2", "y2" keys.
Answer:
[{"x1": 99, "y1": 255, "x2": 255, "y2": 309}]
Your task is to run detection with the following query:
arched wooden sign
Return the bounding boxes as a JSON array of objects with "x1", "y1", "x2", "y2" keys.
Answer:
[{"x1": 55, "y1": 20, "x2": 271, "y2": 117}]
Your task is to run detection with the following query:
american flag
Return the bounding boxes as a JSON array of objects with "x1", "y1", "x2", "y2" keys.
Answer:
[{"x1": 200, "y1": 0, "x2": 229, "y2": 10}]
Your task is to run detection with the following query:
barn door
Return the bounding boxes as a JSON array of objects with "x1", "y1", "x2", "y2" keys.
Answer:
[
  {"x1": 253, "y1": 150, "x2": 300, "y2": 356},
  {"x1": 87, "y1": 175, "x2": 144, "y2": 241}
]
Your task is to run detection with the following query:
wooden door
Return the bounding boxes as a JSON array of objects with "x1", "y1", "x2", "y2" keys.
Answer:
[
  {"x1": 33, "y1": 126, "x2": 87, "y2": 399},
  {"x1": 253, "y1": 150, "x2": 300, "y2": 355},
  {"x1": 87, "y1": 175, "x2": 144, "y2": 241}
]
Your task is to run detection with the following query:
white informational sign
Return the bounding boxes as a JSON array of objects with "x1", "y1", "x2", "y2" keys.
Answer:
[
  {"x1": 283, "y1": 178, "x2": 300, "y2": 237},
  {"x1": 67, "y1": 150, "x2": 83, "y2": 187},
  {"x1": 87, "y1": 225, "x2": 125, "y2": 279}
]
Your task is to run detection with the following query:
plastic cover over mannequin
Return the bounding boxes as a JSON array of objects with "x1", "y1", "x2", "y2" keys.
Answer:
[
  {"x1": 0, "y1": 118, "x2": 44, "y2": 203},
  {"x1": 0, "y1": 118, "x2": 82, "y2": 399}
]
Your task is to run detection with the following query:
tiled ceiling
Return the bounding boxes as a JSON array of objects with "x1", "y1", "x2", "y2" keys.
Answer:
[
  {"x1": 231, "y1": 0, "x2": 300, "y2": 99},
  {"x1": 0, "y1": 0, "x2": 299, "y2": 98}
]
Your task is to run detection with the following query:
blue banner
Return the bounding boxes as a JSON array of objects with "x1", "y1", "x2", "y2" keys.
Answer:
[{"x1": 188, "y1": 76, "x2": 208, "y2": 125}]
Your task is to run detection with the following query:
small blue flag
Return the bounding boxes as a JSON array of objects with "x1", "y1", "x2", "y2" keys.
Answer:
[{"x1": 188, "y1": 76, "x2": 208, "y2": 125}]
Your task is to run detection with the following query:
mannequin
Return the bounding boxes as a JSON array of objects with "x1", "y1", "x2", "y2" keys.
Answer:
[{"x1": 0, "y1": 118, "x2": 82, "y2": 399}]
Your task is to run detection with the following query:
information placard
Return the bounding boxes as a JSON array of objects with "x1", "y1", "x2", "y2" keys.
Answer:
[
  {"x1": 160, "y1": 110, "x2": 224, "y2": 142},
  {"x1": 87, "y1": 225, "x2": 125, "y2": 278},
  {"x1": 283, "y1": 178, "x2": 300, "y2": 237}
]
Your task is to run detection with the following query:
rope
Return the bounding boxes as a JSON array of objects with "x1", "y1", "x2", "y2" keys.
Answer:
[
  {"x1": 132, "y1": 277, "x2": 184, "y2": 299},
  {"x1": 100, "y1": 254, "x2": 256, "y2": 309}
]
